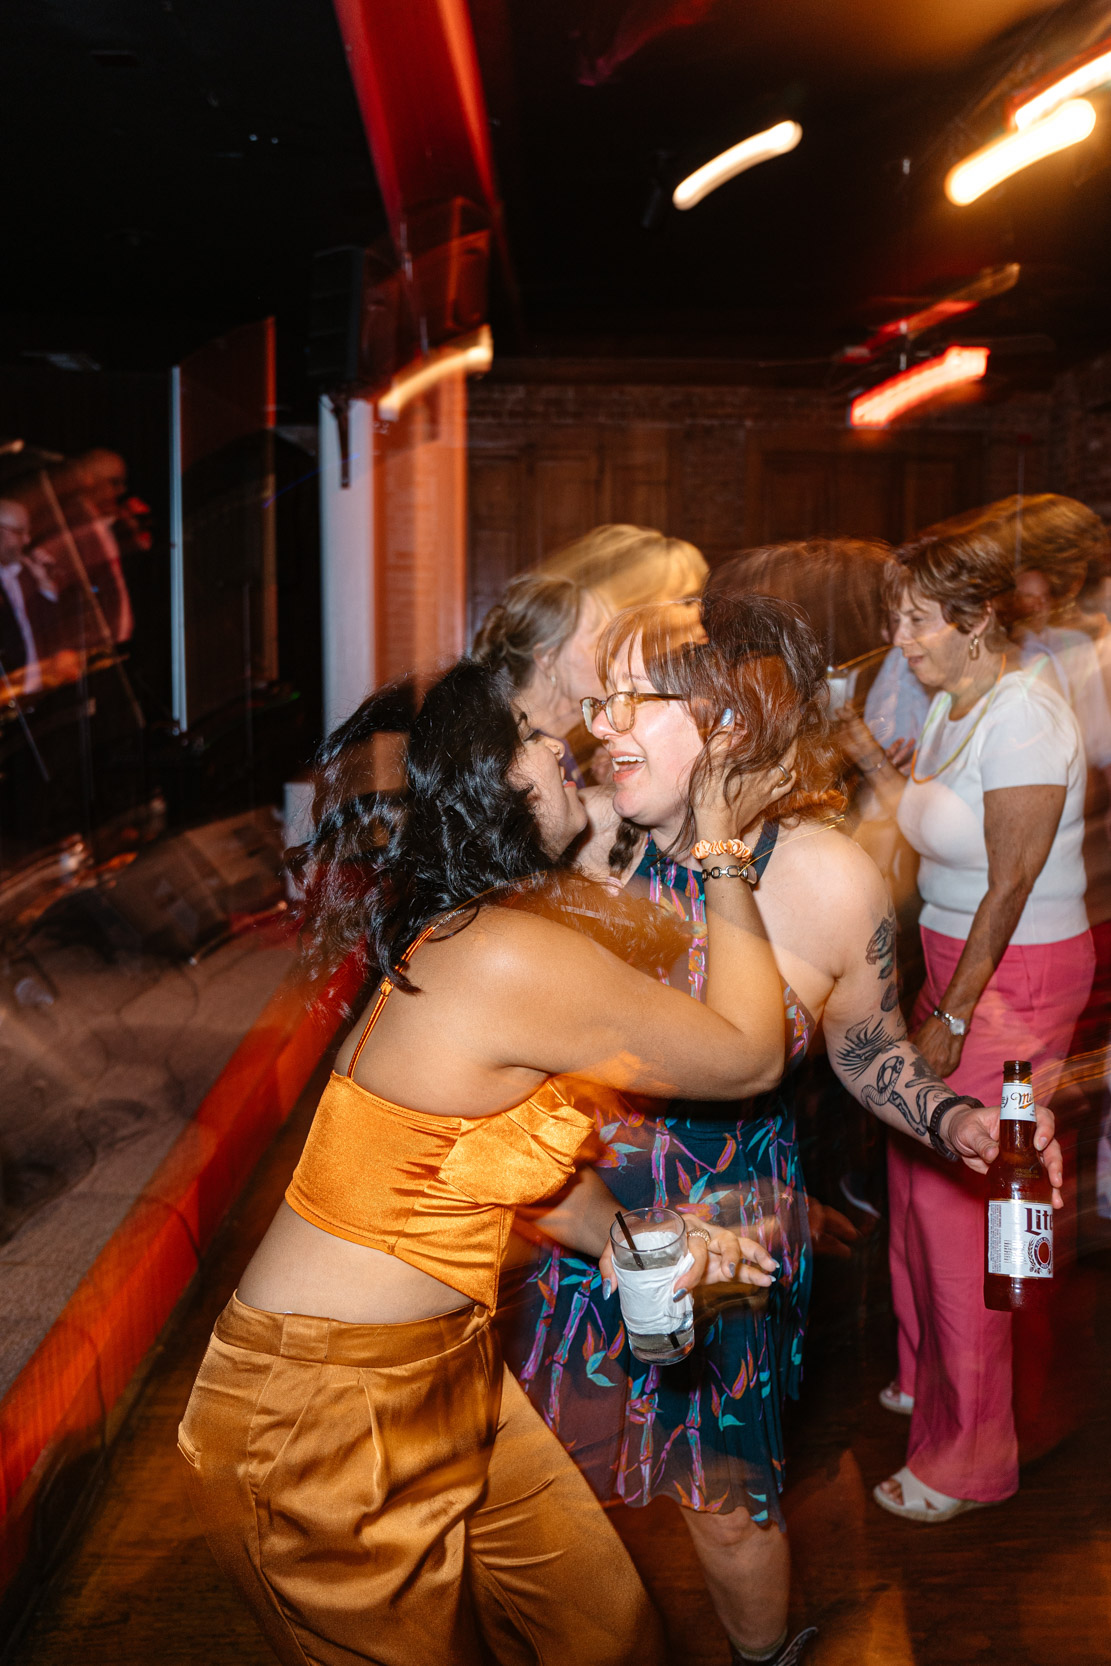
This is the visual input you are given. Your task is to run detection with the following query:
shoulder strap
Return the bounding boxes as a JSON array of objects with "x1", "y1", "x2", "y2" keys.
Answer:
[
  {"x1": 344, "y1": 917, "x2": 441, "y2": 1079},
  {"x1": 750, "y1": 819, "x2": 778, "y2": 878},
  {"x1": 345, "y1": 877, "x2": 549, "y2": 1077}
]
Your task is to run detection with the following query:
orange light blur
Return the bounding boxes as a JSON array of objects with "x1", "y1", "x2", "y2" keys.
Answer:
[
  {"x1": 377, "y1": 325, "x2": 493, "y2": 421},
  {"x1": 672, "y1": 120, "x2": 802, "y2": 210},
  {"x1": 1013, "y1": 41, "x2": 1111, "y2": 130},
  {"x1": 849, "y1": 346, "x2": 990, "y2": 429},
  {"x1": 945, "y1": 98, "x2": 1096, "y2": 205}
]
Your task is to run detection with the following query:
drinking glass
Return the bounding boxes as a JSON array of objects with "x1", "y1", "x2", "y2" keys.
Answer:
[{"x1": 609, "y1": 1206, "x2": 695, "y2": 1364}]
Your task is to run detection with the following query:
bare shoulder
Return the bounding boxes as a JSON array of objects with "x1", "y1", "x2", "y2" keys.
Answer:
[
  {"x1": 418, "y1": 900, "x2": 613, "y2": 995},
  {"x1": 773, "y1": 819, "x2": 884, "y2": 892},
  {"x1": 768, "y1": 822, "x2": 890, "y2": 939}
]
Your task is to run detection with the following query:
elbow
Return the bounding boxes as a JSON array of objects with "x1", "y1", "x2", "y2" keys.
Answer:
[{"x1": 734, "y1": 1039, "x2": 787, "y2": 1098}]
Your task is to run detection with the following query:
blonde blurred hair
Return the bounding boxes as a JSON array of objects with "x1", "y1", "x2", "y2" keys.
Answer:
[
  {"x1": 539, "y1": 524, "x2": 708, "y2": 615},
  {"x1": 473, "y1": 524, "x2": 708, "y2": 691}
]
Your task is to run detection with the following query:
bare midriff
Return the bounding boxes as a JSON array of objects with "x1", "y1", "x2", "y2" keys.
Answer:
[{"x1": 235, "y1": 1202, "x2": 474, "y2": 1324}]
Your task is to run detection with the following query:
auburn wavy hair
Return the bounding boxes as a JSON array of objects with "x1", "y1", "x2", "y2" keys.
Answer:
[{"x1": 596, "y1": 593, "x2": 844, "y2": 865}]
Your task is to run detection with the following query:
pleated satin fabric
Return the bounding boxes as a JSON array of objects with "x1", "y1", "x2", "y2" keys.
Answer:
[
  {"x1": 179, "y1": 1295, "x2": 664, "y2": 1666},
  {"x1": 284, "y1": 1073, "x2": 597, "y2": 1310}
]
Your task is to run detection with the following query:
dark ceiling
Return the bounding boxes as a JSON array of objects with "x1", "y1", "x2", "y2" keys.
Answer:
[
  {"x1": 4, "y1": 0, "x2": 1111, "y2": 401},
  {"x1": 0, "y1": 0, "x2": 383, "y2": 388},
  {"x1": 480, "y1": 0, "x2": 1111, "y2": 377}
]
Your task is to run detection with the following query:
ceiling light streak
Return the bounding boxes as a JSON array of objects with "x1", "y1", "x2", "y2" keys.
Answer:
[
  {"x1": 945, "y1": 97, "x2": 1096, "y2": 205},
  {"x1": 377, "y1": 326, "x2": 493, "y2": 420},
  {"x1": 672, "y1": 120, "x2": 802, "y2": 210},
  {"x1": 849, "y1": 347, "x2": 989, "y2": 429},
  {"x1": 1013, "y1": 42, "x2": 1111, "y2": 130}
]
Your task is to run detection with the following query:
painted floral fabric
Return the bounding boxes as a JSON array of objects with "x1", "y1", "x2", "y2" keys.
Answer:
[{"x1": 503, "y1": 831, "x2": 814, "y2": 1525}]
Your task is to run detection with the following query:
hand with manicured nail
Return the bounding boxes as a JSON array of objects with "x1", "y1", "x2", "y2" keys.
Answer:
[
  {"x1": 673, "y1": 1218, "x2": 778, "y2": 1293},
  {"x1": 597, "y1": 1215, "x2": 779, "y2": 1296}
]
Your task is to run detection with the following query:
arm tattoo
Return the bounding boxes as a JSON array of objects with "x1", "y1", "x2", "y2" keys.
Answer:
[
  {"x1": 866, "y1": 911, "x2": 901, "y2": 1013},
  {"x1": 834, "y1": 1024, "x2": 956, "y2": 1142},
  {"x1": 836, "y1": 1018, "x2": 898, "y2": 1079},
  {"x1": 865, "y1": 910, "x2": 896, "y2": 981}
]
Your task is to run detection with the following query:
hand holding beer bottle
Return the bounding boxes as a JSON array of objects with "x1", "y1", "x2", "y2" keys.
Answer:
[
  {"x1": 924, "y1": 1084, "x2": 1064, "y2": 1202},
  {"x1": 984, "y1": 1061, "x2": 1054, "y2": 1312}
]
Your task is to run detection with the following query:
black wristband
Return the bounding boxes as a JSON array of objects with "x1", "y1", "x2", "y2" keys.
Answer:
[{"x1": 928, "y1": 1094, "x2": 983, "y2": 1162}]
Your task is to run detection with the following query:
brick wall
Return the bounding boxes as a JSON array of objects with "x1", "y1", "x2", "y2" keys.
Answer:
[{"x1": 467, "y1": 362, "x2": 1073, "y2": 619}]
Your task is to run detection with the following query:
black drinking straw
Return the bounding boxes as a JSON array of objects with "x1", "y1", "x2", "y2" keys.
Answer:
[
  {"x1": 615, "y1": 1210, "x2": 646, "y2": 1268},
  {"x1": 615, "y1": 1210, "x2": 683, "y2": 1351}
]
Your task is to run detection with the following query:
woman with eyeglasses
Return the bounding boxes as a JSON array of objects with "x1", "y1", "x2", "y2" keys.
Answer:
[
  {"x1": 177, "y1": 654, "x2": 799, "y2": 1666},
  {"x1": 505, "y1": 594, "x2": 1065, "y2": 1666},
  {"x1": 472, "y1": 523, "x2": 707, "y2": 785}
]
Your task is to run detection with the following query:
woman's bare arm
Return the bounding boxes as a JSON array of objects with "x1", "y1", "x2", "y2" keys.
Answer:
[
  {"x1": 913, "y1": 783, "x2": 1065, "y2": 1077},
  {"x1": 521, "y1": 1166, "x2": 777, "y2": 1291},
  {"x1": 821, "y1": 856, "x2": 1063, "y2": 1201},
  {"x1": 456, "y1": 760, "x2": 790, "y2": 1100}
]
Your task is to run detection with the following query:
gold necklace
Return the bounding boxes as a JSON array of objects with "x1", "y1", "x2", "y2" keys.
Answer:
[{"x1": 910, "y1": 661, "x2": 1006, "y2": 784}]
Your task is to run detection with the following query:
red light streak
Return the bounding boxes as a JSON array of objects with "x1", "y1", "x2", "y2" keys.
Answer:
[{"x1": 849, "y1": 346, "x2": 990, "y2": 429}]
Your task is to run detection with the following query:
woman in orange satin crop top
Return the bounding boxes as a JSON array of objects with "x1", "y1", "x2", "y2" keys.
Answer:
[{"x1": 179, "y1": 654, "x2": 792, "y2": 1666}]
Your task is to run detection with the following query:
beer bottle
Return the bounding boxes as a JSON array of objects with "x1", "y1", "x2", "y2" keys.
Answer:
[{"x1": 984, "y1": 1060, "x2": 1053, "y2": 1312}]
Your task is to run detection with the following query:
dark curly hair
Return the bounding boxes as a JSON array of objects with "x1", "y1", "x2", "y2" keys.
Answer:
[{"x1": 291, "y1": 657, "x2": 688, "y2": 1001}]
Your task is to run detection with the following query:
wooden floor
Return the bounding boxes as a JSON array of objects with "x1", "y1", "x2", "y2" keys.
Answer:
[{"x1": 7, "y1": 1078, "x2": 1110, "y2": 1666}]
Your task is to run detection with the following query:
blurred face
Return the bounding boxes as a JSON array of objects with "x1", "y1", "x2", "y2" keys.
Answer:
[
  {"x1": 1013, "y1": 568, "x2": 1053, "y2": 634},
  {"x1": 546, "y1": 591, "x2": 608, "y2": 715},
  {"x1": 509, "y1": 712, "x2": 588, "y2": 858},
  {"x1": 890, "y1": 586, "x2": 986, "y2": 694},
  {"x1": 0, "y1": 504, "x2": 30, "y2": 566},
  {"x1": 589, "y1": 645, "x2": 703, "y2": 841},
  {"x1": 83, "y1": 454, "x2": 127, "y2": 516}
]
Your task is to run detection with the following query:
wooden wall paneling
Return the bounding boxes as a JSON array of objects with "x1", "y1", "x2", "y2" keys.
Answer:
[
  {"x1": 750, "y1": 450, "x2": 834, "y2": 544},
  {"x1": 901, "y1": 439, "x2": 986, "y2": 537},
  {"x1": 529, "y1": 435, "x2": 602, "y2": 564},
  {"x1": 832, "y1": 452, "x2": 900, "y2": 542},
  {"x1": 745, "y1": 429, "x2": 987, "y2": 548},
  {"x1": 467, "y1": 446, "x2": 526, "y2": 639},
  {"x1": 675, "y1": 421, "x2": 746, "y2": 567},
  {"x1": 601, "y1": 422, "x2": 670, "y2": 531}
]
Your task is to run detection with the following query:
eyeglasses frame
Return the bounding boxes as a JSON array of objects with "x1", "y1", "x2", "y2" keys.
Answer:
[{"x1": 580, "y1": 690, "x2": 686, "y2": 733}]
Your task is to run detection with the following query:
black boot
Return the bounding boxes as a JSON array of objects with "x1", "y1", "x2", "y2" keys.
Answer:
[{"x1": 731, "y1": 1626, "x2": 818, "y2": 1666}]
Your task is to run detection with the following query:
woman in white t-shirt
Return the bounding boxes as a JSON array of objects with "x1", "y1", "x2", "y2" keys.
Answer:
[{"x1": 848, "y1": 524, "x2": 1095, "y2": 1524}]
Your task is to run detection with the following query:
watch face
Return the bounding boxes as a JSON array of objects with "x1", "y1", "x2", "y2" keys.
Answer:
[{"x1": 948, "y1": 1016, "x2": 967, "y2": 1036}]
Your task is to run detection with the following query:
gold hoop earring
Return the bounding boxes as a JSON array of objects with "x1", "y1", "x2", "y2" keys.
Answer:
[{"x1": 969, "y1": 633, "x2": 981, "y2": 661}]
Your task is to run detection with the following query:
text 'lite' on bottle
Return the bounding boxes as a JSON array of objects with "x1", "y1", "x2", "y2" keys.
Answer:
[{"x1": 984, "y1": 1060, "x2": 1053, "y2": 1312}]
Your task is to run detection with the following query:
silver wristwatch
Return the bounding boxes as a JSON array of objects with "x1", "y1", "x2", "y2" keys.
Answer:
[{"x1": 932, "y1": 1006, "x2": 967, "y2": 1037}]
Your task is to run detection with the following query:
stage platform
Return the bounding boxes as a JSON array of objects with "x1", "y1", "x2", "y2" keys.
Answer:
[
  {"x1": 0, "y1": 928, "x2": 296, "y2": 1400},
  {"x1": 0, "y1": 915, "x2": 359, "y2": 1630}
]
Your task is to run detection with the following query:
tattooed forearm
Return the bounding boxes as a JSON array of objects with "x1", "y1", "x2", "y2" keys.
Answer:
[{"x1": 834, "y1": 1027, "x2": 959, "y2": 1143}]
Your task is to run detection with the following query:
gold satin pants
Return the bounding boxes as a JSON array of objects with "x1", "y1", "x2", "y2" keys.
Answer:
[{"x1": 178, "y1": 1295, "x2": 664, "y2": 1666}]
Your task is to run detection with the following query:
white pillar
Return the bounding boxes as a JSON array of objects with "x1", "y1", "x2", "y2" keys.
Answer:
[{"x1": 319, "y1": 395, "x2": 377, "y2": 733}]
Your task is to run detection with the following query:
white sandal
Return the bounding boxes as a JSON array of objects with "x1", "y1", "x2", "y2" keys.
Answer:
[
  {"x1": 878, "y1": 1381, "x2": 914, "y2": 1416},
  {"x1": 873, "y1": 1465, "x2": 996, "y2": 1524}
]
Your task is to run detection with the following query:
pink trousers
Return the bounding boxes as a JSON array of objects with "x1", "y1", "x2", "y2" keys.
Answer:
[{"x1": 888, "y1": 925, "x2": 1094, "y2": 1501}]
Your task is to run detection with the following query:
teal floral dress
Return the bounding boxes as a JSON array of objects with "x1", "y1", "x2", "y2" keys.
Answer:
[{"x1": 503, "y1": 826, "x2": 814, "y2": 1527}]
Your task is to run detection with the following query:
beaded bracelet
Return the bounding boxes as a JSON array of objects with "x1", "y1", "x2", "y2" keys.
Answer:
[
  {"x1": 928, "y1": 1093, "x2": 983, "y2": 1162},
  {"x1": 691, "y1": 838, "x2": 754, "y2": 864}
]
